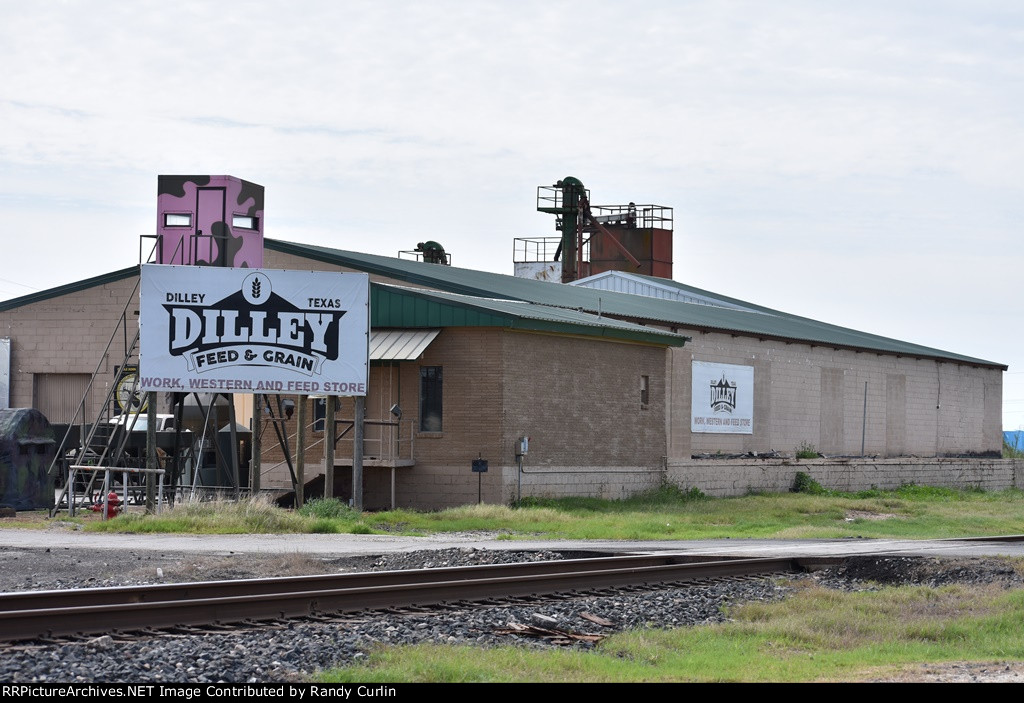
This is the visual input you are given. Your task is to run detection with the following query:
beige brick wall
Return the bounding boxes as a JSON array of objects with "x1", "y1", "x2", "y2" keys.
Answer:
[
  {"x1": 499, "y1": 330, "x2": 667, "y2": 504},
  {"x1": 667, "y1": 457, "x2": 1024, "y2": 496},
  {"x1": 501, "y1": 464, "x2": 663, "y2": 503},
  {"x1": 669, "y1": 331, "x2": 1002, "y2": 459},
  {"x1": 370, "y1": 329, "x2": 668, "y2": 509},
  {"x1": 254, "y1": 327, "x2": 670, "y2": 509},
  {"x1": 0, "y1": 251, "x2": 1003, "y2": 509},
  {"x1": 0, "y1": 274, "x2": 139, "y2": 421},
  {"x1": 392, "y1": 327, "x2": 505, "y2": 507}
]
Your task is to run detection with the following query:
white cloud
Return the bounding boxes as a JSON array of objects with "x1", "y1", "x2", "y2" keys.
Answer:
[{"x1": 0, "y1": 0, "x2": 1022, "y2": 426}]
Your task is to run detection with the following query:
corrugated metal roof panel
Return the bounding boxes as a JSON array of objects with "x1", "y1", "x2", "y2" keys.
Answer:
[
  {"x1": 572, "y1": 271, "x2": 760, "y2": 311},
  {"x1": 370, "y1": 329, "x2": 440, "y2": 361},
  {"x1": 371, "y1": 284, "x2": 690, "y2": 347},
  {"x1": 267, "y1": 239, "x2": 1005, "y2": 368}
]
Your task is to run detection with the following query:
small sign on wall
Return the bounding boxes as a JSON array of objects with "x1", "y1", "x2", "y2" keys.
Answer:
[{"x1": 691, "y1": 361, "x2": 753, "y2": 434}]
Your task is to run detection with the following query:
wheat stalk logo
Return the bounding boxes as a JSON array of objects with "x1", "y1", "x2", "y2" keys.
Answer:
[{"x1": 241, "y1": 271, "x2": 271, "y2": 306}]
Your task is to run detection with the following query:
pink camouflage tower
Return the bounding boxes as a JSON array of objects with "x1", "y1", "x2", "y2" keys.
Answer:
[{"x1": 156, "y1": 175, "x2": 264, "y2": 268}]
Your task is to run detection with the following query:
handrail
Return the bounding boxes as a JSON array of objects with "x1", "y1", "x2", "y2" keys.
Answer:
[
  {"x1": 69, "y1": 464, "x2": 166, "y2": 519},
  {"x1": 49, "y1": 234, "x2": 186, "y2": 515}
]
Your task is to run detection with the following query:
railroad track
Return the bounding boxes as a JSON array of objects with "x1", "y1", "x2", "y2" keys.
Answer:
[{"x1": 0, "y1": 553, "x2": 840, "y2": 643}]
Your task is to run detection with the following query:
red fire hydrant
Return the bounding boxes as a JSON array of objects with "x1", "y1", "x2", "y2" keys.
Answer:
[{"x1": 89, "y1": 491, "x2": 121, "y2": 519}]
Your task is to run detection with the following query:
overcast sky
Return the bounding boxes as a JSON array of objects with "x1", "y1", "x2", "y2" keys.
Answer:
[{"x1": 2, "y1": 1, "x2": 1022, "y2": 430}]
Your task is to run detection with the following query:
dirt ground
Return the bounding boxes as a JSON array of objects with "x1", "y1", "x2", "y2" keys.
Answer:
[{"x1": 0, "y1": 543, "x2": 370, "y2": 591}]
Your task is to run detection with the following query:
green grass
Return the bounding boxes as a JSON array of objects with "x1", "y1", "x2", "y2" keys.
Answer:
[
  {"x1": 373, "y1": 484, "x2": 1024, "y2": 540},
  {"x1": 1006, "y1": 438, "x2": 1024, "y2": 459},
  {"x1": 86, "y1": 497, "x2": 377, "y2": 534},
  {"x1": 317, "y1": 579, "x2": 1024, "y2": 683},
  {"x1": 72, "y1": 484, "x2": 1024, "y2": 539},
  {"x1": 30, "y1": 484, "x2": 1024, "y2": 682}
]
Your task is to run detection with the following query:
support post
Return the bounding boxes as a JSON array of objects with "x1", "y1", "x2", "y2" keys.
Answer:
[
  {"x1": 517, "y1": 454, "x2": 523, "y2": 504},
  {"x1": 251, "y1": 394, "x2": 261, "y2": 494},
  {"x1": 325, "y1": 396, "x2": 336, "y2": 500},
  {"x1": 267, "y1": 394, "x2": 297, "y2": 492},
  {"x1": 295, "y1": 396, "x2": 305, "y2": 509},
  {"x1": 170, "y1": 393, "x2": 186, "y2": 505},
  {"x1": 227, "y1": 394, "x2": 240, "y2": 501},
  {"x1": 146, "y1": 391, "x2": 157, "y2": 513},
  {"x1": 353, "y1": 395, "x2": 365, "y2": 511}
]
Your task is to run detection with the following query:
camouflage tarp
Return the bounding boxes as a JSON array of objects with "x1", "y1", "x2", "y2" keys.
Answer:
[{"x1": 0, "y1": 408, "x2": 55, "y2": 511}]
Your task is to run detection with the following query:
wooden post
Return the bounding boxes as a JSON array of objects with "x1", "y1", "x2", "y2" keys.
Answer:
[
  {"x1": 325, "y1": 396, "x2": 336, "y2": 500},
  {"x1": 251, "y1": 394, "x2": 261, "y2": 494},
  {"x1": 145, "y1": 392, "x2": 157, "y2": 513},
  {"x1": 353, "y1": 395, "x2": 365, "y2": 511},
  {"x1": 226, "y1": 394, "x2": 240, "y2": 501},
  {"x1": 295, "y1": 397, "x2": 305, "y2": 509}
]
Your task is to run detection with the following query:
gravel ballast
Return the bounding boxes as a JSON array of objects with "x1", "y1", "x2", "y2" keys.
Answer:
[{"x1": 0, "y1": 547, "x2": 1022, "y2": 683}]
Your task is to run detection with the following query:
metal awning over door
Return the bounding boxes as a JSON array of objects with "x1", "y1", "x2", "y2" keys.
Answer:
[{"x1": 369, "y1": 329, "x2": 440, "y2": 361}]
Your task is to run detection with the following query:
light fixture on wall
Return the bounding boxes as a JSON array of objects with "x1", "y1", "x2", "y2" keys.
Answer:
[
  {"x1": 280, "y1": 398, "x2": 295, "y2": 420},
  {"x1": 390, "y1": 404, "x2": 402, "y2": 420}
]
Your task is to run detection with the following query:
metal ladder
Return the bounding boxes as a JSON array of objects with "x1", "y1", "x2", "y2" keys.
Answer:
[
  {"x1": 47, "y1": 237, "x2": 177, "y2": 516},
  {"x1": 48, "y1": 305, "x2": 147, "y2": 515}
]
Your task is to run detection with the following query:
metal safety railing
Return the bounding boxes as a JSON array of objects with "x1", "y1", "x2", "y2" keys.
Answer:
[
  {"x1": 67, "y1": 464, "x2": 166, "y2": 518},
  {"x1": 336, "y1": 419, "x2": 415, "y2": 464},
  {"x1": 256, "y1": 417, "x2": 416, "y2": 482}
]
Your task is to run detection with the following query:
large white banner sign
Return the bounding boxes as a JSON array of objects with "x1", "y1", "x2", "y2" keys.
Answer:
[
  {"x1": 139, "y1": 265, "x2": 369, "y2": 395},
  {"x1": 691, "y1": 361, "x2": 754, "y2": 434}
]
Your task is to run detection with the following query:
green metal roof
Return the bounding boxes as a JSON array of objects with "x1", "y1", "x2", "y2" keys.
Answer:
[
  {"x1": 267, "y1": 239, "x2": 1005, "y2": 368},
  {"x1": 0, "y1": 266, "x2": 139, "y2": 312},
  {"x1": 372, "y1": 284, "x2": 689, "y2": 346},
  {"x1": 0, "y1": 259, "x2": 684, "y2": 348}
]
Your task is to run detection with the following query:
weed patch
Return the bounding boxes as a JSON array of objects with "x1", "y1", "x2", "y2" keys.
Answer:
[
  {"x1": 792, "y1": 472, "x2": 825, "y2": 495},
  {"x1": 319, "y1": 582, "x2": 1024, "y2": 683},
  {"x1": 795, "y1": 442, "x2": 820, "y2": 460},
  {"x1": 299, "y1": 499, "x2": 360, "y2": 521}
]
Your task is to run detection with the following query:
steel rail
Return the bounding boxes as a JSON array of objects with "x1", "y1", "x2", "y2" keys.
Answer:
[
  {"x1": 0, "y1": 555, "x2": 836, "y2": 642},
  {"x1": 0, "y1": 553, "x2": 731, "y2": 611}
]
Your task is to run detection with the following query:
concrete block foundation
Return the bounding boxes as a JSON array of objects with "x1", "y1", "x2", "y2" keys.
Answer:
[{"x1": 666, "y1": 457, "x2": 1024, "y2": 497}]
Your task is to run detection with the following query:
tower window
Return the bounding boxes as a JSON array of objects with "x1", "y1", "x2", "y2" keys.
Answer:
[{"x1": 164, "y1": 213, "x2": 192, "y2": 227}]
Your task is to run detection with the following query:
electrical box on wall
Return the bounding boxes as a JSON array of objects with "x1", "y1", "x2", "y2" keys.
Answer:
[
  {"x1": 156, "y1": 175, "x2": 265, "y2": 268},
  {"x1": 516, "y1": 436, "x2": 529, "y2": 457}
]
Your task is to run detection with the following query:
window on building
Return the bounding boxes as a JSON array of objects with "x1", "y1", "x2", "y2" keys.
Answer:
[
  {"x1": 313, "y1": 397, "x2": 326, "y2": 432},
  {"x1": 419, "y1": 366, "x2": 443, "y2": 432},
  {"x1": 232, "y1": 215, "x2": 257, "y2": 230},
  {"x1": 164, "y1": 213, "x2": 192, "y2": 227},
  {"x1": 640, "y1": 375, "x2": 650, "y2": 406}
]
